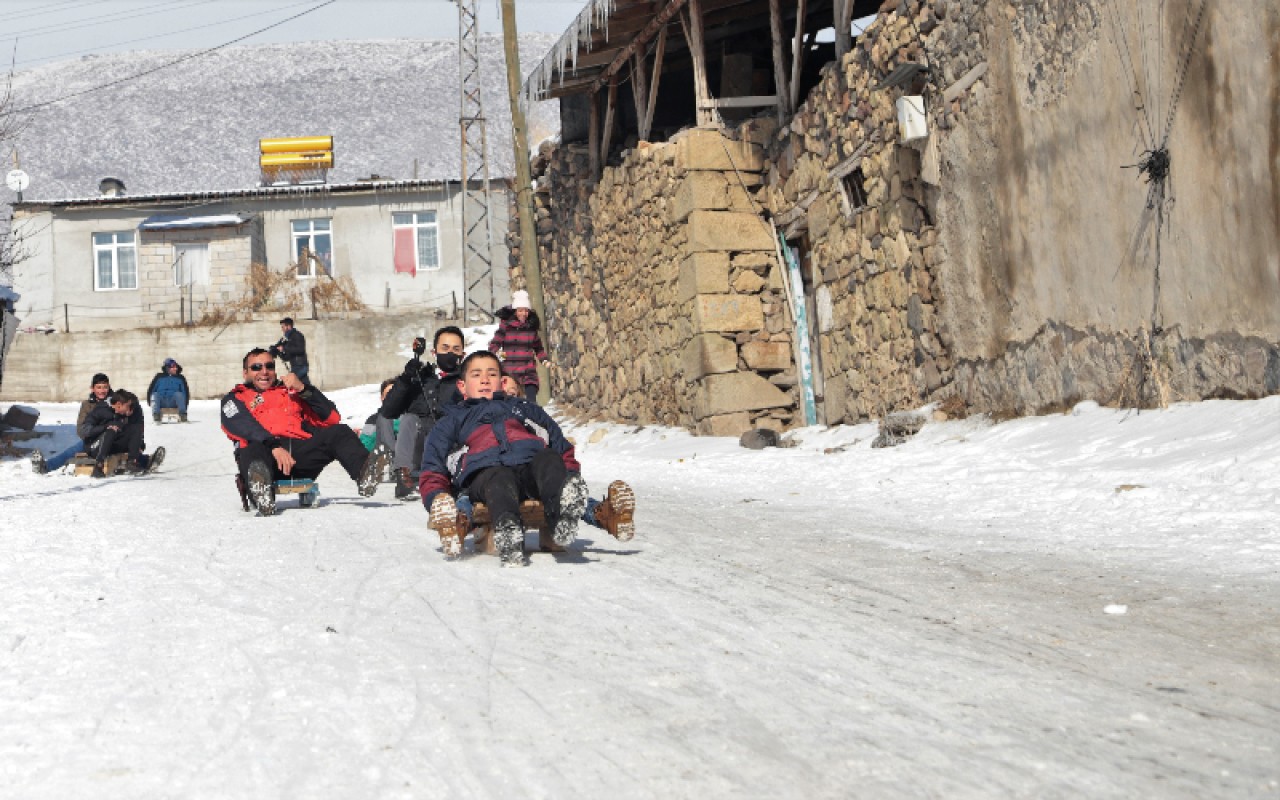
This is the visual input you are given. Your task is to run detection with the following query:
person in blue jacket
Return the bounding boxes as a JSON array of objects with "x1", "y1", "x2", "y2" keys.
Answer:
[
  {"x1": 146, "y1": 358, "x2": 190, "y2": 422},
  {"x1": 419, "y1": 350, "x2": 588, "y2": 567}
]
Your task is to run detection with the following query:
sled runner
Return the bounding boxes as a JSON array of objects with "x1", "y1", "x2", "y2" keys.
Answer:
[
  {"x1": 428, "y1": 499, "x2": 563, "y2": 559},
  {"x1": 235, "y1": 475, "x2": 320, "y2": 513},
  {"x1": 159, "y1": 407, "x2": 181, "y2": 423}
]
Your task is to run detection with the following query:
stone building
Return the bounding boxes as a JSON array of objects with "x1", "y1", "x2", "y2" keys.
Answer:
[{"x1": 517, "y1": 0, "x2": 1279, "y2": 435}]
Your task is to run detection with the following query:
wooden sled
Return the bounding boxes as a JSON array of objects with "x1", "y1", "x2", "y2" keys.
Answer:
[
  {"x1": 430, "y1": 499, "x2": 565, "y2": 558},
  {"x1": 159, "y1": 407, "x2": 181, "y2": 423},
  {"x1": 71, "y1": 452, "x2": 127, "y2": 477},
  {"x1": 235, "y1": 475, "x2": 320, "y2": 512}
]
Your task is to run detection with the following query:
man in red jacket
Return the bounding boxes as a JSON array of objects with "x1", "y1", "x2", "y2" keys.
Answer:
[{"x1": 222, "y1": 347, "x2": 383, "y2": 515}]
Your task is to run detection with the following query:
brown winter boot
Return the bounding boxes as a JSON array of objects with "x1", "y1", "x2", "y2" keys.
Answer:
[
  {"x1": 593, "y1": 480, "x2": 636, "y2": 541},
  {"x1": 430, "y1": 494, "x2": 465, "y2": 559},
  {"x1": 395, "y1": 466, "x2": 419, "y2": 501}
]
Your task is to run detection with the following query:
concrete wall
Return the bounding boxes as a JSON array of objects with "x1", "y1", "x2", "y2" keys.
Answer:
[
  {"x1": 10, "y1": 182, "x2": 511, "y2": 333},
  {"x1": 0, "y1": 311, "x2": 463, "y2": 402}
]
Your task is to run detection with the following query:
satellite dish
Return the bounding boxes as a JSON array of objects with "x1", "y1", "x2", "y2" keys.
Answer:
[{"x1": 6, "y1": 169, "x2": 29, "y2": 192}]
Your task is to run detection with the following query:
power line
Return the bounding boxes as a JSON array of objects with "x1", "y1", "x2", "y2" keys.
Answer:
[
  {"x1": 0, "y1": 0, "x2": 211, "y2": 43},
  {"x1": 0, "y1": 0, "x2": 108, "y2": 24},
  {"x1": 10, "y1": 0, "x2": 338, "y2": 114},
  {"x1": 12, "y1": 0, "x2": 319, "y2": 67}
]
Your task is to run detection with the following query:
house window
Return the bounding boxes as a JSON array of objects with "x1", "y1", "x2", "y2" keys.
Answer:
[
  {"x1": 840, "y1": 168, "x2": 868, "y2": 216},
  {"x1": 291, "y1": 218, "x2": 332, "y2": 277},
  {"x1": 173, "y1": 243, "x2": 210, "y2": 287},
  {"x1": 392, "y1": 211, "x2": 440, "y2": 276},
  {"x1": 92, "y1": 231, "x2": 137, "y2": 291}
]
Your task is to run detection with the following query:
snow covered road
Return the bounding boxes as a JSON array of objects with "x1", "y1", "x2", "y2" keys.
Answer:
[{"x1": 2, "y1": 392, "x2": 1277, "y2": 798}]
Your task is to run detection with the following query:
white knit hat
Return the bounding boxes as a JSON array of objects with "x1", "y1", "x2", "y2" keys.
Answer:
[{"x1": 511, "y1": 290, "x2": 531, "y2": 310}]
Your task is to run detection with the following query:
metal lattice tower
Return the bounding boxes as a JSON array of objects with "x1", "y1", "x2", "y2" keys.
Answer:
[{"x1": 456, "y1": 0, "x2": 497, "y2": 320}]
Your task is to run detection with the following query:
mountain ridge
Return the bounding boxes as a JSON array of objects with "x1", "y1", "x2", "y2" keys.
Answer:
[{"x1": 6, "y1": 34, "x2": 560, "y2": 202}]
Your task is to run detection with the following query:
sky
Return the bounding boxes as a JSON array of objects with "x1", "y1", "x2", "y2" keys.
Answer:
[
  {"x1": 0, "y1": 0, "x2": 584, "y2": 70},
  {"x1": 1, "y1": 321, "x2": 1277, "y2": 795}
]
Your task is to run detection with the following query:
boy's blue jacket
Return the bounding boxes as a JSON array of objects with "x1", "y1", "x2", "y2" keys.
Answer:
[{"x1": 418, "y1": 392, "x2": 579, "y2": 508}]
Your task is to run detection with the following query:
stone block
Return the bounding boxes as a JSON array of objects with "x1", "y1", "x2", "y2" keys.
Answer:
[
  {"x1": 681, "y1": 333, "x2": 738, "y2": 380},
  {"x1": 677, "y1": 252, "x2": 730, "y2": 301},
  {"x1": 687, "y1": 211, "x2": 774, "y2": 252},
  {"x1": 676, "y1": 129, "x2": 764, "y2": 172},
  {"x1": 742, "y1": 340, "x2": 792, "y2": 371},
  {"x1": 670, "y1": 172, "x2": 729, "y2": 223},
  {"x1": 697, "y1": 412, "x2": 752, "y2": 437},
  {"x1": 694, "y1": 294, "x2": 764, "y2": 333},
  {"x1": 732, "y1": 252, "x2": 774, "y2": 273},
  {"x1": 695, "y1": 371, "x2": 791, "y2": 418},
  {"x1": 732, "y1": 270, "x2": 766, "y2": 294}
]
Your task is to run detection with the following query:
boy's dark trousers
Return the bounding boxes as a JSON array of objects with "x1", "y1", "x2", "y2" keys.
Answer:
[
  {"x1": 88, "y1": 423, "x2": 143, "y2": 466},
  {"x1": 235, "y1": 425, "x2": 368, "y2": 483},
  {"x1": 466, "y1": 448, "x2": 567, "y2": 524}
]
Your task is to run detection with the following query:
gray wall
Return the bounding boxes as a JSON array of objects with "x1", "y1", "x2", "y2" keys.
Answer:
[
  {"x1": 10, "y1": 182, "x2": 511, "y2": 333},
  {"x1": 0, "y1": 312, "x2": 464, "y2": 403},
  {"x1": 936, "y1": 0, "x2": 1278, "y2": 361}
]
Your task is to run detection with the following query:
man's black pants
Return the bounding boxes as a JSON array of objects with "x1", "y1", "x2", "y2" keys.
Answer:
[
  {"x1": 466, "y1": 448, "x2": 567, "y2": 525},
  {"x1": 88, "y1": 423, "x2": 143, "y2": 466},
  {"x1": 235, "y1": 425, "x2": 367, "y2": 484}
]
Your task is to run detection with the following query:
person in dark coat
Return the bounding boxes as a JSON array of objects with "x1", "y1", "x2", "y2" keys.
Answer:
[
  {"x1": 221, "y1": 347, "x2": 382, "y2": 516},
  {"x1": 269, "y1": 317, "x2": 309, "y2": 383},
  {"x1": 145, "y1": 357, "x2": 190, "y2": 422},
  {"x1": 31, "y1": 372, "x2": 112, "y2": 474},
  {"x1": 488, "y1": 290, "x2": 549, "y2": 403},
  {"x1": 77, "y1": 389, "x2": 164, "y2": 477},
  {"x1": 377, "y1": 326, "x2": 465, "y2": 500},
  {"x1": 419, "y1": 350, "x2": 587, "y2": 567}
]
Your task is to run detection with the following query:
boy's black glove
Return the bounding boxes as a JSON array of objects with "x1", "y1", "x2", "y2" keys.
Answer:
[{"x1": 412, "y1": 337, "x2": 427, "y2": 356}]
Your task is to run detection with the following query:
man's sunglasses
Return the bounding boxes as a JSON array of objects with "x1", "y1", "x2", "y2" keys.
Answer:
[{"x1": 247, "y1": 361, "x2": 276, "y2": 372}]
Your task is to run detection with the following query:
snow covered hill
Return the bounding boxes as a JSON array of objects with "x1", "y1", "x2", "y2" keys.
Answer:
[
  {"x1": 1, "y1": 392, "x2": 1277, "y2": 796},
  {"x1": 6, "y1": 34, "x2": 560, "y2": 201}
]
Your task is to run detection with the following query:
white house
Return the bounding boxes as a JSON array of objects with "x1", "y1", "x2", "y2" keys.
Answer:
[{"x1": 11, "y1": 178, "x2": 508, "y2": 332}]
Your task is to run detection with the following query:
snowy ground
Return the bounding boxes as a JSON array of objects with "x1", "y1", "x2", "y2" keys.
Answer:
[{"x1": 1, "y1": 390, "x2": 1277, "y2": 798}]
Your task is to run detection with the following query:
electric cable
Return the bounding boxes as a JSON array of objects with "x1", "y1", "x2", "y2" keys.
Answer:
[
  {"x1": 0, "y1": 0, "x2": 211, "y2": 43},
  {"x1": 10, "y1": 0, "x2": 337, "y2": 114},
  {"x1": 13, "y1": 0, "x2": 319, "y2": 67}
]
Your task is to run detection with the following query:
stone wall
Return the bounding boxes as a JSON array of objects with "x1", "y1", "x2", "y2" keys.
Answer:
[
  {"x1": 0, "y1": 311, "x2": 459, "y2": 403},
  {"x1": 516, "y1": 0, "x2": 1280, "y2": 432},
  {"x1": 521, "y1": 131, "x2": 800, "y2": 434}
]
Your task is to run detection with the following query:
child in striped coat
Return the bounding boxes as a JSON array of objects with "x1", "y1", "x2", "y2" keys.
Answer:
[{"x1": 488, "y1": 289, "x2": 549, "y2": 402}]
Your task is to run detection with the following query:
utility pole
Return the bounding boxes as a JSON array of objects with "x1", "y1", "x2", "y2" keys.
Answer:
[
  {"x1": 456, "y1": 0, "x2": 497, "y2": 321},
  {"x1": 499, "y1": 0, "x2": 548, "y2": 401}
]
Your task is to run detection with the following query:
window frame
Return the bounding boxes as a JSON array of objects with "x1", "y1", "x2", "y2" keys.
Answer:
[
  {"x1": 391, "y1": 210, "x2": 442, "y2": 274},
  {"x1": 172, "y1": 242, "x2": 211, "y2": 287},
  {"x1": 291, "y1": 217, "x2": 333, "y2": 278},
  {"x1": 92, "y1": 231, "x2": 138, "y2": 292}
]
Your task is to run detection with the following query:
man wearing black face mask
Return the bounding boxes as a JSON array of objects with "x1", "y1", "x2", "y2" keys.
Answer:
[{"x1": 377, "y1": 326, "x2": 466, "y2": 500}]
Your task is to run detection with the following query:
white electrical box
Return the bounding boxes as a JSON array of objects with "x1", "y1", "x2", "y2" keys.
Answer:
[{"x1": 895, "y1": 95, "x2": 928, "y2": 143}]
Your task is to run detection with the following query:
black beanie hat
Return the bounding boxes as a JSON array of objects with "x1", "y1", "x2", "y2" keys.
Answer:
[{"x1": 91, "y1": 372, "x2": 110, "y2": 386}]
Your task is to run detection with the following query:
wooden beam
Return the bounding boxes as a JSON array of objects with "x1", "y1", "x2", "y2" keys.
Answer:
[
  {"x1": 642, "y1": 24, "x2": 667, "y2": 139},
  {"x1": 600, "y1": 77, "x2": 618, "y2": 168},
  {"x1": 697, "y1": 94, "x2": 779, "y2": 108},
  {"x1": 789, "y1": 0, "x2": 808, "y2": 111},
  {"x1": 594, "y1": 0, "x2": 691, "y2": 91},
  {"x1": 834, "y1": 0, "x2": 852, "y2": 60},
  {"x1": 631, "y1": 51, "x2": 649, "y2": 139},
  {"x1": 682, "y1": 0, "x2": 715, "y2": 126},
  {"x1": 768, "y1": 0, "x2": 789, "y2": 121},
  {"x1": 589, "y1": 89, "x2": 600, "y2": 177}
]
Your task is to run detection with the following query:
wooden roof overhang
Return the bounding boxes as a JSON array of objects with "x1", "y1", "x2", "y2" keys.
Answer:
[{"x1": 524, "y1": 0, "x2": 881, "y2": 105}]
